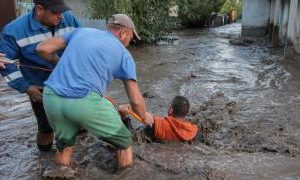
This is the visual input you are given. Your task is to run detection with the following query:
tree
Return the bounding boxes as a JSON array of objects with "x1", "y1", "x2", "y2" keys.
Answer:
[
  {"x1": 90, "y1": 0, "x2": 180, "y2": 43},
  {"x1": 176, "y1": 0, "x2": 226, "y2": 27},
  {"x1": 219, "y1": 0, "x2": 243, "y2": 19}
]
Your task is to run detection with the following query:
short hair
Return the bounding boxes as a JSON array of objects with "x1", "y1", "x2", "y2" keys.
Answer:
[{"x1": 171, "y1": 96, "x2": 190, "y2": 117}]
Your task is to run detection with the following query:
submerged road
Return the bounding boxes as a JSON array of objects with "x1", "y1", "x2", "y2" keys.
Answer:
[{"x1": 0, "y1": 23, "x2": 300, "y2": 179}]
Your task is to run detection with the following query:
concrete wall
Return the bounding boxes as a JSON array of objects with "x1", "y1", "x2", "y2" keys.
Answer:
[
  {"x1": 277, "y1": 0, "x2": 300, "y2": 55},
  {"x1": 65, "y1": 0, "x2": 91, "y2": 18},
  {"x1": 297, "y1": 2, "x2": 300, "y2": 43},
  {"x1": 296, "y1": 2, "x2": 300, "y2": 53},
  {"x1": 242, "y1": 0, "x2": 300, "y2": 56},
  {"x1": 241, "y1": 0, "x2": 271, "y2": 36},
  {"x1": 288, "y1": 0, "x2": 299, "y2": 53},
  {"x1": 278, "y1": 0, "x2": 290, "y2": 42}
]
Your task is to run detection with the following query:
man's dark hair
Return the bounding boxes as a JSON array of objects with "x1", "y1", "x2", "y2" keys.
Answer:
[{"x1": 171, "y1": 96, "x2": 190, "y2": 117}]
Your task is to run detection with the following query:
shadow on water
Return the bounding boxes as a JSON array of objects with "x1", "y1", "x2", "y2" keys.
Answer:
[{"x1": 1, "y1": 23, "x2": 300, "y2": 179}]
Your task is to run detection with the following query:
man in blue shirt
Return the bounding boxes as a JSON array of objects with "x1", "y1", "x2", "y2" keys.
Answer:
[
  {"x1": 0, "y1": 0, "x2": 80, "y2": 151},
  {"x1": 36, "y1": 14, "x2": 154, "y2": 171}
]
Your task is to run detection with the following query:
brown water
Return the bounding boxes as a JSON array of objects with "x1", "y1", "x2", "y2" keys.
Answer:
[{"x1": 1, "y1": 23, "x2": 300, "y2": 179}]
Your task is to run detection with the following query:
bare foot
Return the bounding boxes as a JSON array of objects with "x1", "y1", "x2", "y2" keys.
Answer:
[
  {"x1": 117, "y1": 146, "x2": 133, "y2": 168},
  {"x1": 55, "y1": 147, "x2": 74, "y2": 166}
]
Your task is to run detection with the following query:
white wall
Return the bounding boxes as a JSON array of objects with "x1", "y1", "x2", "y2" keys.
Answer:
[
  {"x1": 242, "y1": 0, "x2": 300, "y2": 55},
  {"x1": 242, "y1": 0, "x2": 271, "y2": 27},
  {"x1": 292, "y1": 0, "x2": 300, "y2": 53},
  {"x1": 279, "y1": 0, "x2": 290, "y2": 40},
  {"x1": 269, "y1": 0, "x2": 276, "y2": 24},
  {"x1": 297, "y1": 1, "x2": 300, "y2": 41},
  {"x1": 287, "y1": 0, "x2": 298, "y2": 42}
]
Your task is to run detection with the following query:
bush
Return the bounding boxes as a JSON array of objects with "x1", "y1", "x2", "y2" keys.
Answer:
[
  {"x1": 90, "y1": 0, "x2": 180, "y2": 43},
  {"x1": 176, "y1": 0, "x2": 226, "y2": 27},
  {"x1": 90, "y1": 0, "x2": 228, "y2": 42},
  {"x1": 219, "y1": 0, "x2": 243, "y2": 19}
]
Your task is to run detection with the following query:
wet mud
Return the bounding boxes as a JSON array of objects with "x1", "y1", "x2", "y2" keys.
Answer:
[{"x1": 1, "y1": 23, "x2": 300, "y2": 179}]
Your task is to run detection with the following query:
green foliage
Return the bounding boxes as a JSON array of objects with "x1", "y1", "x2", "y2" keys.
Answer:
[
  {"x1": 89, "y1": 0, "x2": 229, "y2": 42},
  {"x1": 90, "y1": 0, "x2": 180, "y2": 43},
  {"x1": 220, "y1": 0, "x2": 243, "y2": 18},
  {"x1": 175, "y1": 0, "x2": 226, "y2": 27}
]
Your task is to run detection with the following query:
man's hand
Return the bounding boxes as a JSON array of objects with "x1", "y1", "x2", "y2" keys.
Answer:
[
  {"x1": 0, "y1": 62, "x2": 5, "y2": 69},
  {"x1": 123, "y1": 80, "x2": 147, "y2": 122},
  {"x1": 118, "y1": 104, "x2": 131, "y2": 119},
  {"x1": 104, "y1": 95, "x2": 118, "y2": 106},
  {"x1": 0, "y1": 53, "x2": 6, "y2": 69},
  {"x1": 144, "y1": 112, "x2": 154, "y2": 127},
  {"x1": 26, "y1": 85, "x2": 43, "y2": 102}
]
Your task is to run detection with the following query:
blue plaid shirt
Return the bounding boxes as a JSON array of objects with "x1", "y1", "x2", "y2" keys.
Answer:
[{"x1": 0, "y1": 9, "x2": 80, "y2": 93}]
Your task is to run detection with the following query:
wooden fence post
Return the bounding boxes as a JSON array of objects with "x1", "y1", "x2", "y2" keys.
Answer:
[{"x1": 0, "y1": 0, "x2": 16, "y2": 31}]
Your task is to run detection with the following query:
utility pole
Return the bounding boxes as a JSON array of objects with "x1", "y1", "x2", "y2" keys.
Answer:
[{"x1": 0, "y1": 0, "x2": 16, "y2": 31}]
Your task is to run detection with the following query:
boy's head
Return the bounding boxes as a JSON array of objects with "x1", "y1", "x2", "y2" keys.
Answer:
[{"x1": 168, "y1": 96, "x2": 190, "y2": 118}]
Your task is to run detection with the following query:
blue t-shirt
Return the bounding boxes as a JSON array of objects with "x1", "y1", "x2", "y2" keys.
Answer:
[{"x1": 45, "y1": 28, "x2": 137, "y2": 98}]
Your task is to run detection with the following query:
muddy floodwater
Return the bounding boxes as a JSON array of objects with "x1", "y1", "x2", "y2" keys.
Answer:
[{"x1": 1, "y1": 23, "x2": 300, "y2": 179}]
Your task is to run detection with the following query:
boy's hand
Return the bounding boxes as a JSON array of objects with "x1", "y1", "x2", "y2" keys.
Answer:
[
  {"x1": 118, "y1": 104, "x2": 131, "y2": 119},
  {"x1": 144, "y1": 112, "x2": 154, "y2": 127}
]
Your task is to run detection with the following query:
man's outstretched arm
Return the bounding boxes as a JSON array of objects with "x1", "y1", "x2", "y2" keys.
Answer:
[
  {"x1": 36, "y1": 37, "x2": 67, "y2": 64},
  {"x1": 123, "y1": 79, "x2": 154, "y2": 126}
]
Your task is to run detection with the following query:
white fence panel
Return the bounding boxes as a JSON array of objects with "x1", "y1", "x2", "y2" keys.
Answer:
[
  {"x1": 79, "y1": 18, "x2": 106, "y2": 30},
  {"x1": 17, "y1": 2, "x2": 34, "y2": 16}
]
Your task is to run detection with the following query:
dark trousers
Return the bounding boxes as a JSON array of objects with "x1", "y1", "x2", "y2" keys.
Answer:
[{"x1": 30, "y1": 100, "x2": 53, "y2": 134}]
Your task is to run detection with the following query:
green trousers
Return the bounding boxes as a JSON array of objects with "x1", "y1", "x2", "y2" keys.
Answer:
[{"x1": 43, "y1": 87, "x2": 132, "y2": 151}]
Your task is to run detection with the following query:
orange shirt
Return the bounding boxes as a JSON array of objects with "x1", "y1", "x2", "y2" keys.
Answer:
[{"x1": 154, "y1": 116, "x2": 198, "y2": 141}]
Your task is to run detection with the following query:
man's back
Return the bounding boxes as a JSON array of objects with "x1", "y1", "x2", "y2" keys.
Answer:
[{"x1": 45, "y1": 28, "x2": 137, "y2": 98}]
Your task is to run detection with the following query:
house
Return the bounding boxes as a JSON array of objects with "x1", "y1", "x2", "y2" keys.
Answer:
[{"x1": 242, "y1": 0, "x2": 300, "y2": 57}]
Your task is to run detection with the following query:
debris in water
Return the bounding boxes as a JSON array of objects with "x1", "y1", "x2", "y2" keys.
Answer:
[
  {"x1": 42, "y1": 162, "x2": 77, "y2": 179},
  {"x1": 143, "y1": 92, "x2": 155, "y2": 99},
  {"x1": 229, "y1": 37, "x2": 255, "y2": 46}
]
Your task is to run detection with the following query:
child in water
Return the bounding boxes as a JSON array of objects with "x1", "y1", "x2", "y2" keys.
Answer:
[{"x1": 119, "y1": 96, "x2": 198, "y2": 143}]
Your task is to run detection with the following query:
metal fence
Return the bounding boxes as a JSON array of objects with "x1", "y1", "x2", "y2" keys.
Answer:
[
  {"x1": 16, "y1": 2, "x2": 34, "y2": 16},
  {"x1": 78, "y1": 18, "x2": 107, "y2": 30}
]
